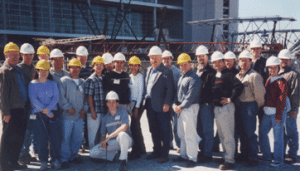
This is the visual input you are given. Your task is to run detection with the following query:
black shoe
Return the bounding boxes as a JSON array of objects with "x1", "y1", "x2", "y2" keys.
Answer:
[
  {"x1": 212, "y1": 146, "x2": 220, "y2": 152},
  {"x1": 219, "y1": 162, "x2": 235, "y2": 170},
  {"x1": 284, "y1": 157, "x2": 297, "y2": 164},
  {"x1": 12, "y1": 163, "x2": 27, "y2": 170},
  {"x1": 244, "y1": 160, "x2": 259, "y2": 167},
  {"x1": 146, "y1": 152, "x2": 160, "y2": 160},
  {"x1": 185, "y1": 160, "x2": 196, "y2": 168},
  {"x1": 197, "y1": 151, "x2": 204, "y2": 159},
  {"x1": 128, "y1": 152, "x2": 141, "y2": 160},
  {"x1": 18, "y1": 154, "x2": 31, "y2": 165},
  {"x1": 157, "y1": 157, "x2": 169, "y2": 163},
  {"x1": 70, "y1": 157, "x2": 83, "y2": 164},
  {"x1": 61, "y1": 162, "x2": 70, "y2": 169},
  {"x1": 172, "y1": 156, "x2": 188, "y2": 162},
  {"x1": 235, "y1": 154, "x2": 248, "y2": 162},
  {"x1": 198, "y1": 155, "x2": 213, "y2": 163},
  {"x1": 214, "y1": 157, "x2": 225, "y2": 164},
  {"x1": 90, "y1": 157, "x2": 105, "y2": 163},
  {"x1": 119, "y1": 160, "x2": 127, "y2": 171}
]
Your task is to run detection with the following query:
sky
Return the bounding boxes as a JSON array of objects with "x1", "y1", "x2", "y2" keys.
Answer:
[{"x1": 238, "y1": 0, "x2": 300, "y2": 47}]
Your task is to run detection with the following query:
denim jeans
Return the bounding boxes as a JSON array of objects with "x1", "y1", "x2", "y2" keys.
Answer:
[
  {"x1": 197, "y1": 103, "x2": 214, "y2": 157},
  {"x1": 284, "y1": 109, "x2": 298, "y2": 158},
  {"x1": 60, "y1": 119, "x2": 84, "y2": 162},
  {"x1": 171, "y1": 109, "x2": 180, "y2": 148},
  {"x1": 19, "y1": 119, "x2": 37, "y2": 157},
  {"x1": 259, "y1": 112, "x2": 286, "y2": 164},
  {"x1": 32, "y1": 111, "x2": 61, "y2": 162},
  {"x1": 236, "y1": 102, "x2": 259, "y2": 161}
]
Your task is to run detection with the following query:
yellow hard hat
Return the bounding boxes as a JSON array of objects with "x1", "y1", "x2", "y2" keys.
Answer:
[
  {"x1": 68, "y1": 58, "x2": 82, "y2": 68},
  {"x1": 91, "y1": 56, "x2": 105, "y2": 66},
  {"x1": 35, "y1": 60, "x2": 50, "y2": 70},
  {"x1": 177, "y1": 53, "x2": 191, "y2": 64},
  {"x1": 37, "y1": 45, "x2": 50, "y2": 55},
  {"x1": 128, "y1": 56, "x2": 141, "y2": 65},
  {"x1": 3, "y1": 42, "x2": 20, "y2": 54}
]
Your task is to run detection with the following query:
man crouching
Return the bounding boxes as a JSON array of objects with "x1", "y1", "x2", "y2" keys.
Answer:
[{"x1": 90, "y1": 91, "x2": 132, "y2": 171}]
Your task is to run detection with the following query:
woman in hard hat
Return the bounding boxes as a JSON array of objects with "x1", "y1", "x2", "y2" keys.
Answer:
[
  {"x1": 127, "y1": 56, "x2": 146, "y2": 160},
  {"x1": 259, "y1": 56, "x2": 289, "y2": 167},
  {"x1": 28, "y1": 60, "x2": 61, "y2": 170}
]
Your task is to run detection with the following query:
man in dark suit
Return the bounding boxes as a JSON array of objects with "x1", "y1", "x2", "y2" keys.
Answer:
[{"x1": 144, "y1": 46, "x2": 174, "y2": 163}]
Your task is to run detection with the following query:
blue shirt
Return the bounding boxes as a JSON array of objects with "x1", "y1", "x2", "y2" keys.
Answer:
[
  {"x1": 28, "y1": 80, "x2": 59, "y2": 115},
  {"x1": 175, "y1": 69, "x2": 202, "y2": 109},
  {"x1": 100, "y1": 108, "x2": 131, "y2": 139},
  {"x1": 11, "y1": 64, "x2": 28, "y2": 103},
  {"x1": 145, "y1": 64, "x2": 162, "y2": 99}
]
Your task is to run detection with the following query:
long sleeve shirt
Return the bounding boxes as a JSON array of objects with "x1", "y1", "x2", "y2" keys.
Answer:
[
  {"x1": 58, "y1": 76, "x2": 89, "y2": 120},
  {"x1": 28, "y1": 80, "x2": 59, "y2": 115},
  {"x1": 129, "y1": 73, "x2": 144, "y2": 108},
  {"x1": 174, "y1": 69, "x2": 201, "y2": 109},
  {"x1": 236, "y1": 69, "x2": 266, "y2": 107}
]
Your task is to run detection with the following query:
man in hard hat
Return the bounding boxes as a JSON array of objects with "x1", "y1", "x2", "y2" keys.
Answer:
[
  {"x1": 75, "y1": 46, "x2": 92, "y2": 152},
  {"x1": 0, "y1": 42, "x2": 28, "y2": 170},
  {"x1": 49, "y1": 49, "x2": 70, "y2": 83},
  {"x1": 195, "y1": 45, "x2": 216, "y2": 163},
  {"x1": 90, "y1": 91, "x2": 132, "y2": 171},
  {"x1": 277, "y1": 49, "x2": 300, "y2": 164},
  {"x1": 58, "y1": 58, "x2": 89, "y2": 169},
  {"x1": 17, "y1": 43, "x2": 38, "y2": 165},
  {"x1": 37, "y1": 45, "x2": 50, "y2": 61},
  {"x1": 85, "y1": 56, "x2": 106, "y2": 149},
  {"x1": 224, "y1": 51, "x2": 239, "y2": 75},
  {"x1": 210, "y1": 51, "x2": 243, "y2": 170},
  {"x1": 235, "y1": 50, "x2": 265, "y2": 167},
  {"x1": 144, "y1": 46, "x2": 174, "y2": 163},
  {"x1": 103, "y1": 52, "x2": 132, "y2": 114},
  {"x1": 76, "y1": 46, "x2": 92, "y2": 80},
  {"x1": 172, "y1": 53, "x2": 201, "y2": 168},
  {"x1": 102, "y1": 52, "x2": 114, "y2": 73},
  {"x1": 161, "y1": 50, "x2": 182, "y2": 152}
]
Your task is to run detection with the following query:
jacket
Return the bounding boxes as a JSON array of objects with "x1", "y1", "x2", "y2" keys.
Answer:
[{"x1": 196, "y1": 64, "x2": 216, "y2": 104}]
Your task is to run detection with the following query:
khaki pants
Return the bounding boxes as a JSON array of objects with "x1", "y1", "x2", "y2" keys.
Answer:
[
  {"x1": 90, "y1": 132, "x2": 132, "y2": 161},
  {"x1": 214, "y1": 103, "x2": 235, "y2": 163},
  {"x1": 178, "y1": 104, "x2": 201, "y2": 162}
]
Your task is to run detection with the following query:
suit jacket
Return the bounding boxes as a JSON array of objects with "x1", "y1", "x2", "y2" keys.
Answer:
[
  {"x1": 0, "y1": 62, "x2": 26, "y2": 116},
  {"x1": 144, "y1": 63, "x2": 174, "y2": 112}
]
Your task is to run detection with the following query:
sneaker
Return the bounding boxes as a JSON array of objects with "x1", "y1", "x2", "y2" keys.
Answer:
[
  {"x1": 284, "y1": 157, "x2": 296, "y2": 164},
  {"x1": 70, "y1": 157, "x2": 83, "y2": 164},
  {"x1": 40, "y1": 161, "x2": 47, "y2": 171},
  {"x1": 219, "y1": 162, "x2": 235, "y2": 170},
  {"x1": 198, "y1": 155, "x2": 213, "y2": 163},
  {"x1": 172, "y1": 156, "x2": 188, "y2": 162},
  {"x1": 60, "y1": 162, "x2": 70, "y2": 169},
  {"x1": 119, "y1": 160, "x2": 127, "y2": 171},
  {"x1": 244, "y1": 160, "x2": 259, "y2": 167},
  {"x1": 184, "y1": 160, "x2": 196, "y2": 168},
  {"x1": 270, "y1": 162, "x2": 282, "y2": 167},
  {"x1": 51, "y1": 159, "x2": 61, "y2": 170}
]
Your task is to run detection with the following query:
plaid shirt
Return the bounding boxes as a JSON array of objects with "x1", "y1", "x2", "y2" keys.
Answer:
[{"x1": 85, "y1": 73, "x2": 106, "y2": 113}]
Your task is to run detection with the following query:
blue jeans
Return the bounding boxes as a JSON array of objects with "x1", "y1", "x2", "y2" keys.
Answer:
[
  {"x1": 146, "y1": 99, "x2": 171, "y2": 158},
  {"x1": 284, "y1": 109, "x2": 299, "y2": 158},
  {"x1": 19, "y1": 119, "x2": 37, "y2": 157},
  {"x1": 32, "y1": 111, "x2": 61, "y2": 162},
  {"x1": 171, "y1": 109, "x2": 180, "y2": 148},
  {"x1": 237, "y1": 102, "x2": 259, "y2": 161},
  {"x1": 60, "y1": 119, "x2": 84, "y2": 162},
  {"x1": 259, "y1": 112, "x2": 286, "y2": 164},
  {"x1": 197, "y1": 103, "x2": 214, "y2": 157}
]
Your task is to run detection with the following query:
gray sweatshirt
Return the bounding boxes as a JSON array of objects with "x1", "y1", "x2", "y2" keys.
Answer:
[{"x1": 58, "y1": 76, "x2": 89, "y2": 120}]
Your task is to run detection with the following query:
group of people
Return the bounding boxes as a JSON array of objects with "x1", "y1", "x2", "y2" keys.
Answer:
[{"x1": 0, "y1": 38, "x2": 298, "y2": 171}]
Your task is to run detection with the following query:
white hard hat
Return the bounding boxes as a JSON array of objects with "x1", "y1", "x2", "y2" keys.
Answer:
[
  {"x1": 148, "y1": 46, "x2": 162, "y2": 56},
  {"x1": 20, "y1": 43, "x2": 35, "y2": 54},
  {"x1": 266, "y1": 56, "x2": 280, "y2": 67},
  {"x1": 102, "y1": 53, "x2": 114, "y2": 64},
  {"x1": 50, "y1": 49, "x2": 64, "y2": 58},
  {"x1": 195, "y1": 45, "x2": 209, "y2": 55},
  {"x1": 238, "y1": 50, "x2": 252, "y2": 59},
  {"x1": 162, "y1": 50, "x2": 173, "y2": 59},
  {"x1": 113, "y1": 52, "x2": 126, "y2": 62},
  {"x1": 211, "y1": 51, "x2": 224, "y2": 62},
  {"x1": 250, "y1": 39, "x2": 262, "y2": 48},
  {"x1": 224, "y1": 51, "x2": 236, "y2": 60},
  {"x1": 278, "y1": 49, "x2": 292, "y2": 59},
  {"x1": 106, "y1": 91, "x2": 119, "y2": 100},
  {"x1": 76, "y1": 46, "x2": 89, "y2": 56}
]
